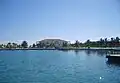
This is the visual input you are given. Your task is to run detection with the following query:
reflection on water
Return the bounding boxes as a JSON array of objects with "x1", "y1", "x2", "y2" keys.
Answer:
[
  {"x1": 61, "y1": 50, "x2": 120, "y2": 67},
  {"x1": 106, "y1": 58, "x2": 120, "y2": 67},
  {"x1": 85, "y1": 50, "x2": 108, "y2": 56},
  {"x1": 60, "y1": 50, "x2": 108, "y2": 56},
  {"x1": 73, "y1": 50, "x2": 108, "y2": 56},
  {"x1": 106, "y1": 60, "x2": 120, "y2": 67},
  {"x1": 74, "y1": 50, "x2": 79, "y2": 55}
]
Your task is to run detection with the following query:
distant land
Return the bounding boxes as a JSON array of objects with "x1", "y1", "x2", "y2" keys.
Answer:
[{"x1": 0, "y1": 37, "x2": 120, "y2": 51}]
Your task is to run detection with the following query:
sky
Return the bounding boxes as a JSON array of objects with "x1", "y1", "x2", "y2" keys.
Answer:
[{"x1": 0, "y1": 0, "x2": 120, "y2": 44}]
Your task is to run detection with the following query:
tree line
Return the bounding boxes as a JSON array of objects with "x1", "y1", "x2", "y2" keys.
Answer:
[
  {"x1": 0, "y1": 41, "x2": 28, "y2": 48},
  {"x1": 0, "y1": 37, "x2": 120, "y2": 49},
  {"x1": 72, "y1": 37, "x2": 120, "y2": 48}
]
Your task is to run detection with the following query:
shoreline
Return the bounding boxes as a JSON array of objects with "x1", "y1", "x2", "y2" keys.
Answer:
[{"x1": 0, "y1": 47, "x2": 120, "y2": 51}]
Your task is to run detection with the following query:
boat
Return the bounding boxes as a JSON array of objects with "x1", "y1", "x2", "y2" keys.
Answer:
[{"x1": 106, "y1": 52, "x2": 120, "y2": 62}]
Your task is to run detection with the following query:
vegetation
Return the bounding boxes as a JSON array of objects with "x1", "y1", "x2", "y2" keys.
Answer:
[
  {"x1": 70, "y1": 37, "x2": 120, "y2": 48},
  {"x1": 82, "y1": 37, "x2": 120, "y2": 48},
  {"x1": 0, "y1": 37, "x2": 120, "y2": 49},
  {"x1": 21, "y1": 41, "x2": 28, "y2": 48}
]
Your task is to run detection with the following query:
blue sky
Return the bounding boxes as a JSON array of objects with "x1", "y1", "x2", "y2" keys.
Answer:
[{"x1": 0, "y1": 0, "x2": 120, "y2": 44}]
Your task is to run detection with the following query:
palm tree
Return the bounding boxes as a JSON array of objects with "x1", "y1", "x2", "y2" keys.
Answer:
[
  {"x1": 85, "y1": 39, "x2": 90, "y2": 48},
  {"x1": 99, "y1": 38, "x2": 104, "y2": 47},
  {"x1": 32, "y1": 43, "x2": 36, "y2": 48},
  {"x1": 74, "y1": 40, "x2": 80, "y2": 48},
  {"x1": 104, "y1": 38, "x2": 108, "y2": 47},
  {"x1": 110, "y1": 38, "x2": 115, "y2": 47},
  {"x1": 111, "y1": 38, "x2": 114, "y2": 41},
  {"x1": 115, "y1": 37, "x2": 120, "y2": 47},
  {"x1": 115, "y1": 37, "x2": 119, "y2": 42}
]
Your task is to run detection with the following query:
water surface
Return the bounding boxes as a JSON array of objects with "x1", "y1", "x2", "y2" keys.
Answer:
[{"x1": 0, "y1": 50, "x2": 120, "y2": 83}]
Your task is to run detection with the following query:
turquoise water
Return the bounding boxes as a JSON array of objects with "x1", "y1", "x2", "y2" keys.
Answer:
[{"x1": 0, "y1": 50, "x2": 120, "y2": 83}]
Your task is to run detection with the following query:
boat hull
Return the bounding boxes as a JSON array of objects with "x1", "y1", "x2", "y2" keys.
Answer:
[{"x1": 106, "y1": 55, "x2": 120, "y2": 62}]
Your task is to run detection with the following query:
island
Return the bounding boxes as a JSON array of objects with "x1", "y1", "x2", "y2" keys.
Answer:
[{"x1": 0, "y1": 37, "x2": 120, "y2": 51}]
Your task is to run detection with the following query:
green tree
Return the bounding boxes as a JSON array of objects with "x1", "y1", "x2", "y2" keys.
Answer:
[
  {"x1": 21, "y1": 41, "x2": 28, "y2": 48},
  {"x1": 36, "y1": 42, "x2": 44, "y2": 48},
  {"x1": 0, "y1": 44, "x2": 3, "y2": 48},
  {"x1": 12, "y1": 43, "x2": 18, "y2": 48},
  {"x1": 6, "y1": 42, "x2": 12, "y2": 48},
  {"x1": 62, "y1": 42, "x2": 68, "y2": 47}
]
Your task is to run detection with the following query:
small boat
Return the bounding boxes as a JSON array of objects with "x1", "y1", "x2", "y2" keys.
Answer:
[
  {"x1": 106, "y1": 53, "x2": 120, "y2": 62},
  {"x1": 106, "y1": 54, "x2": 120, "y2": 58}
]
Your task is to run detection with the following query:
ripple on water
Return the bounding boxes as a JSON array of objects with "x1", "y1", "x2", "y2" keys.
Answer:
[{"x1": 0, "y1": 50, "x2": 120, "y2": 83}]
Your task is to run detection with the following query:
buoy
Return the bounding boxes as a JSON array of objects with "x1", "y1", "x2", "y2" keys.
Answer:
[{"x1": 100, "y1": 77, "x2": 102, "y2": 79}]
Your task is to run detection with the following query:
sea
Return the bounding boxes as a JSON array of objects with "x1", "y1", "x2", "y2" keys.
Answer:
[{"x1": 0, "y1": 50, "x2": 120, "y2": 83}]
